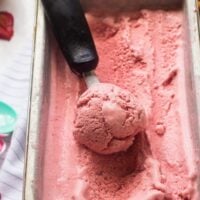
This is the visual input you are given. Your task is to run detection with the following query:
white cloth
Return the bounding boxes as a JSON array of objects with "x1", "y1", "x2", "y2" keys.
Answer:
[{"x1": 0, "y1": 0, "x2": 36, "y2": 199}]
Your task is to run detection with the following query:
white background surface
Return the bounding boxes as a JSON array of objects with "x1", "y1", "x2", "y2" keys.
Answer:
[{"x1": 0, "y1": 0, "x2": 36, "y2": 199}]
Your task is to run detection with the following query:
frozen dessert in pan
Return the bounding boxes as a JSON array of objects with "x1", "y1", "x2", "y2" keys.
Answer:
[{"x1": 40, "y1": 0, "x2": 199, "y2": 199}]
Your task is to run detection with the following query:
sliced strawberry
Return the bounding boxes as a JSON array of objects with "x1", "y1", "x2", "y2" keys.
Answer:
[{"x1": 0, "y1": 11, "x2": 14, "y2": 40}]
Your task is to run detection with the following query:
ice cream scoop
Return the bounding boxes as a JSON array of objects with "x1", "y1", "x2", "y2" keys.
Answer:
[
  {"x1": 42, "y1": 0, "x2": 146, "y2": 154},
  {"x1": 73, "y1": 83, "x2": 145, "y2": 154},
  {"x1": 77, "y1": 72, "x2": 145, "y2": 154}
]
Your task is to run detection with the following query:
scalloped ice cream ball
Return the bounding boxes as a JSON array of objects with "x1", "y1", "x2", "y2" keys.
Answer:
[{"x1": 73, "y1": 83, "x2": 146, "y2": 154}]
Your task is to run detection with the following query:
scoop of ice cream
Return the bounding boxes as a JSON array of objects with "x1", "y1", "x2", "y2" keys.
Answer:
[{"x1": 73, "y1": 83, "x2": 145, "y2": 154}]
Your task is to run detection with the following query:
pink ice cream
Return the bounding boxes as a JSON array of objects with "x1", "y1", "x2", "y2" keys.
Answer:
[
  {"x1": 73, "y1": 83, "x2": 145, "y2": 154},
  {"x1": 40, "y1": 2, "x2": 199, "y2": 200}
]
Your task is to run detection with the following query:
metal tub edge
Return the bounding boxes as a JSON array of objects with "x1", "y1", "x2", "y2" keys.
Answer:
[{"x1": 23, "y1": 1, "x2": 47, "y2": 199}]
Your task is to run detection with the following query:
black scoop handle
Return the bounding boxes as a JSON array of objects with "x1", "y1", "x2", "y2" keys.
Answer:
[{"x1": 42, "y1": 0, "x2": 99, "y2": 74}]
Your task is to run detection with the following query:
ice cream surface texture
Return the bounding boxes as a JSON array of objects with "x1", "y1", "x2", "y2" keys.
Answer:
[
  {"x1": 73, "y1": 83, "x2": 145, "y2": 154},
  {"x1": 41, "y1": 2, "x2": 199, "y2": 200}
]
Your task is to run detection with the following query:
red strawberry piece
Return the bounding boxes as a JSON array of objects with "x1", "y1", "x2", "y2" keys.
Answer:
[{"x1": 0, "y1": 11, "x2": 14, "y2": 40}]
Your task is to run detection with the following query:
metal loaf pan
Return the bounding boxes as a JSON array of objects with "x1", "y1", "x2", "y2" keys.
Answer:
[{"x1": 23, "y1": 0, "x2": 200, "y2": 199}]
